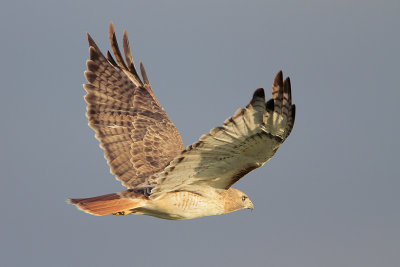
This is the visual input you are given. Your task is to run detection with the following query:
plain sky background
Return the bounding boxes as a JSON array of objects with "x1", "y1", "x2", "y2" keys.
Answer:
[{"x1": 1, "y1": 0, "x2": 399, "y2": 266}]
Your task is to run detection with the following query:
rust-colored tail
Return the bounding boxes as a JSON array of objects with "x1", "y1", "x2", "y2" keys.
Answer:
[{"x1": 68, "y1": 192, "x2": 144, "y2": 216}]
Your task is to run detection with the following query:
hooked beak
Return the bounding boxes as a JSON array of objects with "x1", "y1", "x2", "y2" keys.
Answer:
[{"x1": 248, "y1": 201, "x2": 254, "y2": 211}]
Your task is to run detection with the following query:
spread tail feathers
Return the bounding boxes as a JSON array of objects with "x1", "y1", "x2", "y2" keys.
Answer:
[{"x1": 68, "y1": 192, "x2": 145, "y2": 216}]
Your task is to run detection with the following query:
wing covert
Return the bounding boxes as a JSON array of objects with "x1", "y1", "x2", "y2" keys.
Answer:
[{"x1": 151, "y1": 71, "x2": 295, "y2": 196}]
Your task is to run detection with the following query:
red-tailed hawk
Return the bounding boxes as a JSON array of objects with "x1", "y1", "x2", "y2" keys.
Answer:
[{"x1": 68, "y1": 22, "x2": 296, "y2": 220}]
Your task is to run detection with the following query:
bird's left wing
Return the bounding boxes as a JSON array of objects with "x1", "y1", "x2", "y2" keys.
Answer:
[
  {"x1": 151, "y1": 71, "x2": 295, "y2": 196},
  {"x1": 84, "y1": 22, "x2": 185, "y2": 189}
]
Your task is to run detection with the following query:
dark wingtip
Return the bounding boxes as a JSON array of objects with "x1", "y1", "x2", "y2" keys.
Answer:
[
  {"x1": 266, "y1": 98, "x2": 274, "y2": 111},
  {"x1": 253, "y1": 88, "x2": 265, "y2": 99},
  {"x1": 291, "y1": 104, "x2": 296, "y2": 120},
  {"x1": 283, "y1": 77, "x2": 291, "y2": 91},
  {"x1": 249, "y1": 88, "x2": 265, "y2": 107},
  {"x1": 274, "y1": 70, "x2": 283, "y2": 87},
  {"x1": 284, "y1": 76, "x2": 291, "y2": 86}
]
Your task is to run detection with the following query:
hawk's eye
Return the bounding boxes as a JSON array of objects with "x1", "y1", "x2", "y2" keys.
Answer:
[{"x1": 242, "y1": 196, "x2": 247, "y2": 201}]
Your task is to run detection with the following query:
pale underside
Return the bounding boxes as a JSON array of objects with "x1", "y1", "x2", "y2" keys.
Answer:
[
  {"x1": 74, "y1": 22, "x2": 295, "y2": 219},
  {"x1": 120, "y1": 191, "x2": 226, "y2": 220}
]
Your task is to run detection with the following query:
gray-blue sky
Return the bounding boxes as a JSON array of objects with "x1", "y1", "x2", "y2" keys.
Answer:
[{"x1": 1, "y1": 0, "x2": 399, "y2": 266}]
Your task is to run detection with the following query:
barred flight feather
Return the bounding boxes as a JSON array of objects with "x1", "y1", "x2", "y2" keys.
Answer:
[{"x1": 69, "y1": 22, "x2": 295, "y2": 220}]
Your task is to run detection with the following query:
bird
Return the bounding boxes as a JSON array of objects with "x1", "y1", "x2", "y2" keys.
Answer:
[{"x1": 68, "y1": 22, "x2": 295, "y2": 220}]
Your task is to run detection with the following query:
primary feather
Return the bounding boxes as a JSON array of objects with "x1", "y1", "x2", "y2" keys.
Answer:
[{"x1": 69, "y1": 22, "x2": 295, "y2": 220}]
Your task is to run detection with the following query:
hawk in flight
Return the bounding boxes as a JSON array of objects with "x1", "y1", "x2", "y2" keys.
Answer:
[{"x1": 69, "y1": 22, "x2": 296, "y2": 220}]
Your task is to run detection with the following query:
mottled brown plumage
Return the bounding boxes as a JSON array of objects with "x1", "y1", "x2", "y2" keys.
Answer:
[
  {"x1": 69, "y1": 22, "x2": 295, "y2": 220},
  {"x1": 84, "y1": 23, "x2": 184, "y2": 189}
]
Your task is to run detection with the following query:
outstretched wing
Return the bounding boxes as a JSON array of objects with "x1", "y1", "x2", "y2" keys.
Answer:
[
  {"x1": 151, "y1": 71, "x2": 295, "y2": 196},
  {"x1": 84, "y1": 22, "x2": 185, "y2": 189}
]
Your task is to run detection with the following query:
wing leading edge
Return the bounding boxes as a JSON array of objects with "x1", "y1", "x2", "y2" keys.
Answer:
[{"x1": 151, "y1": 71, "x2": 295, "y2": 197}]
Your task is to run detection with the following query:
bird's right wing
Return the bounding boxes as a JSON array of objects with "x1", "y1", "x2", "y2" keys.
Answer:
[{"x1": 151, "y1": 71, "x2": 295, "y2": 197}]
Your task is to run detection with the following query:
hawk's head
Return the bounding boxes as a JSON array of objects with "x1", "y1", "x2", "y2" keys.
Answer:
[{"x1": 223, "y1": 188, "x2": 254, "y2": 213}]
